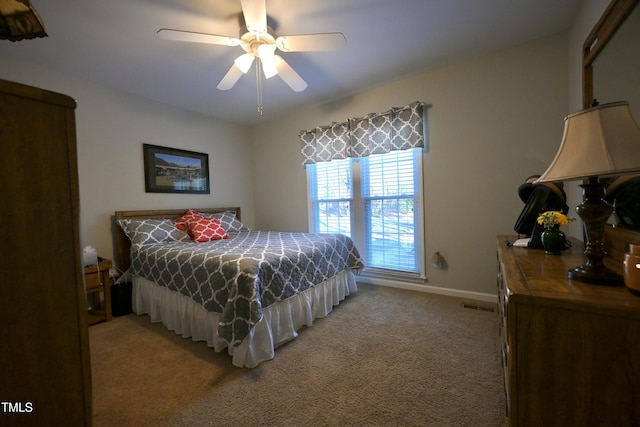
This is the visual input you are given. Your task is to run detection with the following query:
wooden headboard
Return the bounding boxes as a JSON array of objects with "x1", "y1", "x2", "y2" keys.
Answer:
[{"x1": 114, "y1": 207, "x2": 241, "y2": 273}]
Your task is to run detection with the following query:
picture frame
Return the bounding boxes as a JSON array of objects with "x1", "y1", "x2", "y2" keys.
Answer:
[{"x1": 143, "y1": 143, "x2": 210, "y2": 194}]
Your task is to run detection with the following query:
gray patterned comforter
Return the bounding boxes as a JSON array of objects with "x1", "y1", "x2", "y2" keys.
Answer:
[{"x1": 129, "y1": 230, "x2": 364, "y2": 347}]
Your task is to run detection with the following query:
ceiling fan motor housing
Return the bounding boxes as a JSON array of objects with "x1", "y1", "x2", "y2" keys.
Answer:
[{"x1": 239, "y1": 25, "x2": 276, "y2": 57}]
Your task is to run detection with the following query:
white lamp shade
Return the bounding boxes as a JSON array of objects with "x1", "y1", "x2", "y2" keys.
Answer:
[
  {"x1": 257, "y1": 44, "x2": 277, "y2": 79},
  {"x1": 234, "y1": 53, "x2": 254, "y2": 74},
  {"x1": 537, "y1": 102, "x2": 640, "y2": 183}
]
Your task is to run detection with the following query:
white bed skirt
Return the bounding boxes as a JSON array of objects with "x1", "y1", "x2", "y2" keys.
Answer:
[{"x1": 132, "y1": 270, "x2": 357, "y2": 368}]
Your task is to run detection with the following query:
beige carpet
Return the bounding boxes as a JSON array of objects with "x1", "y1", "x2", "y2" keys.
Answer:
[{"x1": 89, "y1": 283, "x2": 505, "y2": 426}]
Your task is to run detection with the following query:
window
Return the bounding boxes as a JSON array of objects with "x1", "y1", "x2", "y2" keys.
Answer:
[
  {"x1": 308, "y1": 147, "x2": 423, "y2": 276},
  {"x1": 308, "y1": 158, "x2": 352, "y2": 236},
  {"x1": 362, "y1": 149, "x2": 420, "y2": 273},
  {"x1": 301, "y1": 101, "x2": 426, "y2": 279}
]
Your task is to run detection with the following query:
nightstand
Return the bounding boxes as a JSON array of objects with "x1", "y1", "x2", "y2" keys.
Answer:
[{"x1": 84, "y1": 257, "x2": 112, "y2": 325}]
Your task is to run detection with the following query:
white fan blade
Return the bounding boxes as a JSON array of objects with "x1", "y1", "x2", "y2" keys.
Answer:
[
  {"x1": 274, "y1": 56, "x2": 307, "y2": 92},
  {"x1": 276, "y1": 33, "x2": 346, "y2": 52},
  {"x1": 157, "y1": 29, "x2": 240, "y2": 46},
  {"x1": 217, "y1": 64, "x2": 244, "y2": 90},
  {"x1": 240, "y1": 0, "x2": 267, "y2": 33}
]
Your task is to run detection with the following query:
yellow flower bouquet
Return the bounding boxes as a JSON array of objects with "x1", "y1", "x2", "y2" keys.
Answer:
[{"x1": 537, "y1": 211, "x2": 574, "y2": 228}]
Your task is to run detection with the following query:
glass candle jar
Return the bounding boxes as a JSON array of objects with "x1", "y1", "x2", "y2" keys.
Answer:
[{"x1": 624, "y1": 244, "x2": 640, "y2": 296}]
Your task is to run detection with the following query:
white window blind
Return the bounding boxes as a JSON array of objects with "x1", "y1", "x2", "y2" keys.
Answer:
[
  {"x1": 308, "y1": 158, "x2": 353, "y2": 236},
  {"x1": 307, "y1": 148, "x2": 423, "y2": 276},
  {"x1": 362, "y1": 149, "x2": 419, "y2": 273}
]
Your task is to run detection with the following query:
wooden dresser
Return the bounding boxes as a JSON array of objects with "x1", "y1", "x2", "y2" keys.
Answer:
[
  {"x1": 497, "y1": 235, "x2": 640, "y2": 427},
  {"x1": 0, "y1": 79, "x2": 92, "y2": 425}
]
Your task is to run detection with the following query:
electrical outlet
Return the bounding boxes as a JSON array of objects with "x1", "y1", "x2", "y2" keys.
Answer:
[{"x1": 109, "y1": 268, "x2": 118, "y2": 278}]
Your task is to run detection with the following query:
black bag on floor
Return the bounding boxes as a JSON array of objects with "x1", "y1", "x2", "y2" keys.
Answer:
[{"x1": 111, "y1": 282, "x2": 132, "y2": 317}]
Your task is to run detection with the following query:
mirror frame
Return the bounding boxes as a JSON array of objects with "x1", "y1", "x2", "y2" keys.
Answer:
[
  {"x1": 583, "y1": 0, "x2": 639, "y2": 108},
  {"x1": 582, "y1": 0, "x2": 639, "y2": 108},
  {"x1": 585, "y1": 0, "x2": 640, "y2": 260}
]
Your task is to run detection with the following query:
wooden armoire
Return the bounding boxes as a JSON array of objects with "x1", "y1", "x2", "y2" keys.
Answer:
[{"x1": 0, "y1": 79, "x2": 92, "y2": 426}]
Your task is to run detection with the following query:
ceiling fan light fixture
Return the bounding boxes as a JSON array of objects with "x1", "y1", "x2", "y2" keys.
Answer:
[
  {"x1": 261, "y1": 60, "x2": 277, "y2": 79},
  {"x1": 234, "y1": 53, "x2": 254, "y2": 74},
  {"x1": 158, "y1": 0, "x2": 344, "y2": 115},
  {"x1": 257, "y1": 43, "x2": 277, "y2": 78}
]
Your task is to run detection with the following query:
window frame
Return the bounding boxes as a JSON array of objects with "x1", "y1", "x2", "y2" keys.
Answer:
[{"x1": 306, "y1": 148, "x2": 425, "y2": 282}]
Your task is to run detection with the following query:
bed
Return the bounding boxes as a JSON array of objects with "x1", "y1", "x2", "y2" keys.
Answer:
[{"x1": 114, "y1": 207, "x2": 364, "y2": 368}]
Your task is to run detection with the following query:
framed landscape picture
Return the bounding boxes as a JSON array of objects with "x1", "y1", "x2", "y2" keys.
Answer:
[{"x1": 143, "y1": 143, "x2": 210, "y2": 194}]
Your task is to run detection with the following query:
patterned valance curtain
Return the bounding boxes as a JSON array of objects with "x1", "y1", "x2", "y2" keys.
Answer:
[{"x1": 300, "y1": 101, "x2": 425, "y2": 166}]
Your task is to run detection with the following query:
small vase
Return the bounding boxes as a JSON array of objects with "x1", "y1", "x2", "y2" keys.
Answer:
[
  {"x1": 624, "y1": 244, "x2": 640, "y2": 296},
  {"x1": 541, "y1": 225, "x2": 566, "y2": 255}
]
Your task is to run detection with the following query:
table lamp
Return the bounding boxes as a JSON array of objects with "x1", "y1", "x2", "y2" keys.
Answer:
[
  {"x1": 536, "y1": 101, "x2": 640, "y2": 285},
  {"x1": 0, "y1": 0, "x2": 47, "y2": 41}
]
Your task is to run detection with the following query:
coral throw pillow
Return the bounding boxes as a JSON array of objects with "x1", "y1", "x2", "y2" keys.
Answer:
[
  {"x1": 173, "y1": 209, "x2": 203, "y2": 237},
  {"x1": 188, "y1": 217, "x2": 229, "y2": 243}
]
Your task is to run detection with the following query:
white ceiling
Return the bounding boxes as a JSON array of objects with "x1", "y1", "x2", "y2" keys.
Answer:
[{"x1": 0, "y1": 0, "x2": 582, "y2": 125}]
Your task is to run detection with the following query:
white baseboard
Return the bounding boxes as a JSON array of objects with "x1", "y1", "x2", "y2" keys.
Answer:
[{"x1": 356, "y1": 276, "x2": 497, "y2": 304}]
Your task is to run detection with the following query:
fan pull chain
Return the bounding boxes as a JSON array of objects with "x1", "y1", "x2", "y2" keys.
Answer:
[{"x1": 256, "y1": 60, "x2": 263, "y2": 115}]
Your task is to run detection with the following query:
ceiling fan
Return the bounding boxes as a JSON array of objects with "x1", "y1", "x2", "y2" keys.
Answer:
[{"x1": 157, "y1": 0, "x2": 346, "y2": 95}]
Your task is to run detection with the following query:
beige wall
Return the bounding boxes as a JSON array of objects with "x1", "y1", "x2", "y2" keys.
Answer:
[
  {"x1": 0, "y1": 57, "x2": 254, "y2": 268},
  {"x1": 248, "y1": 0, "x2": 615, "y2": 299},
  {"x1": 250, "y1": 34, "x2": 569, "y2": 297},
  {"x1": 0, "y1": 0, "x2": 613, "y2": 298}
]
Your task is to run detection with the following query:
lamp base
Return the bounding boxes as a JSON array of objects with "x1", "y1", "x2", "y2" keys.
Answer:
[
  {"x1": 568, "y1": 263, "x2": 624, "y2": 286},
  {"x1": 570, "y1": 176, "x2": 624, "y2": 286}
]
